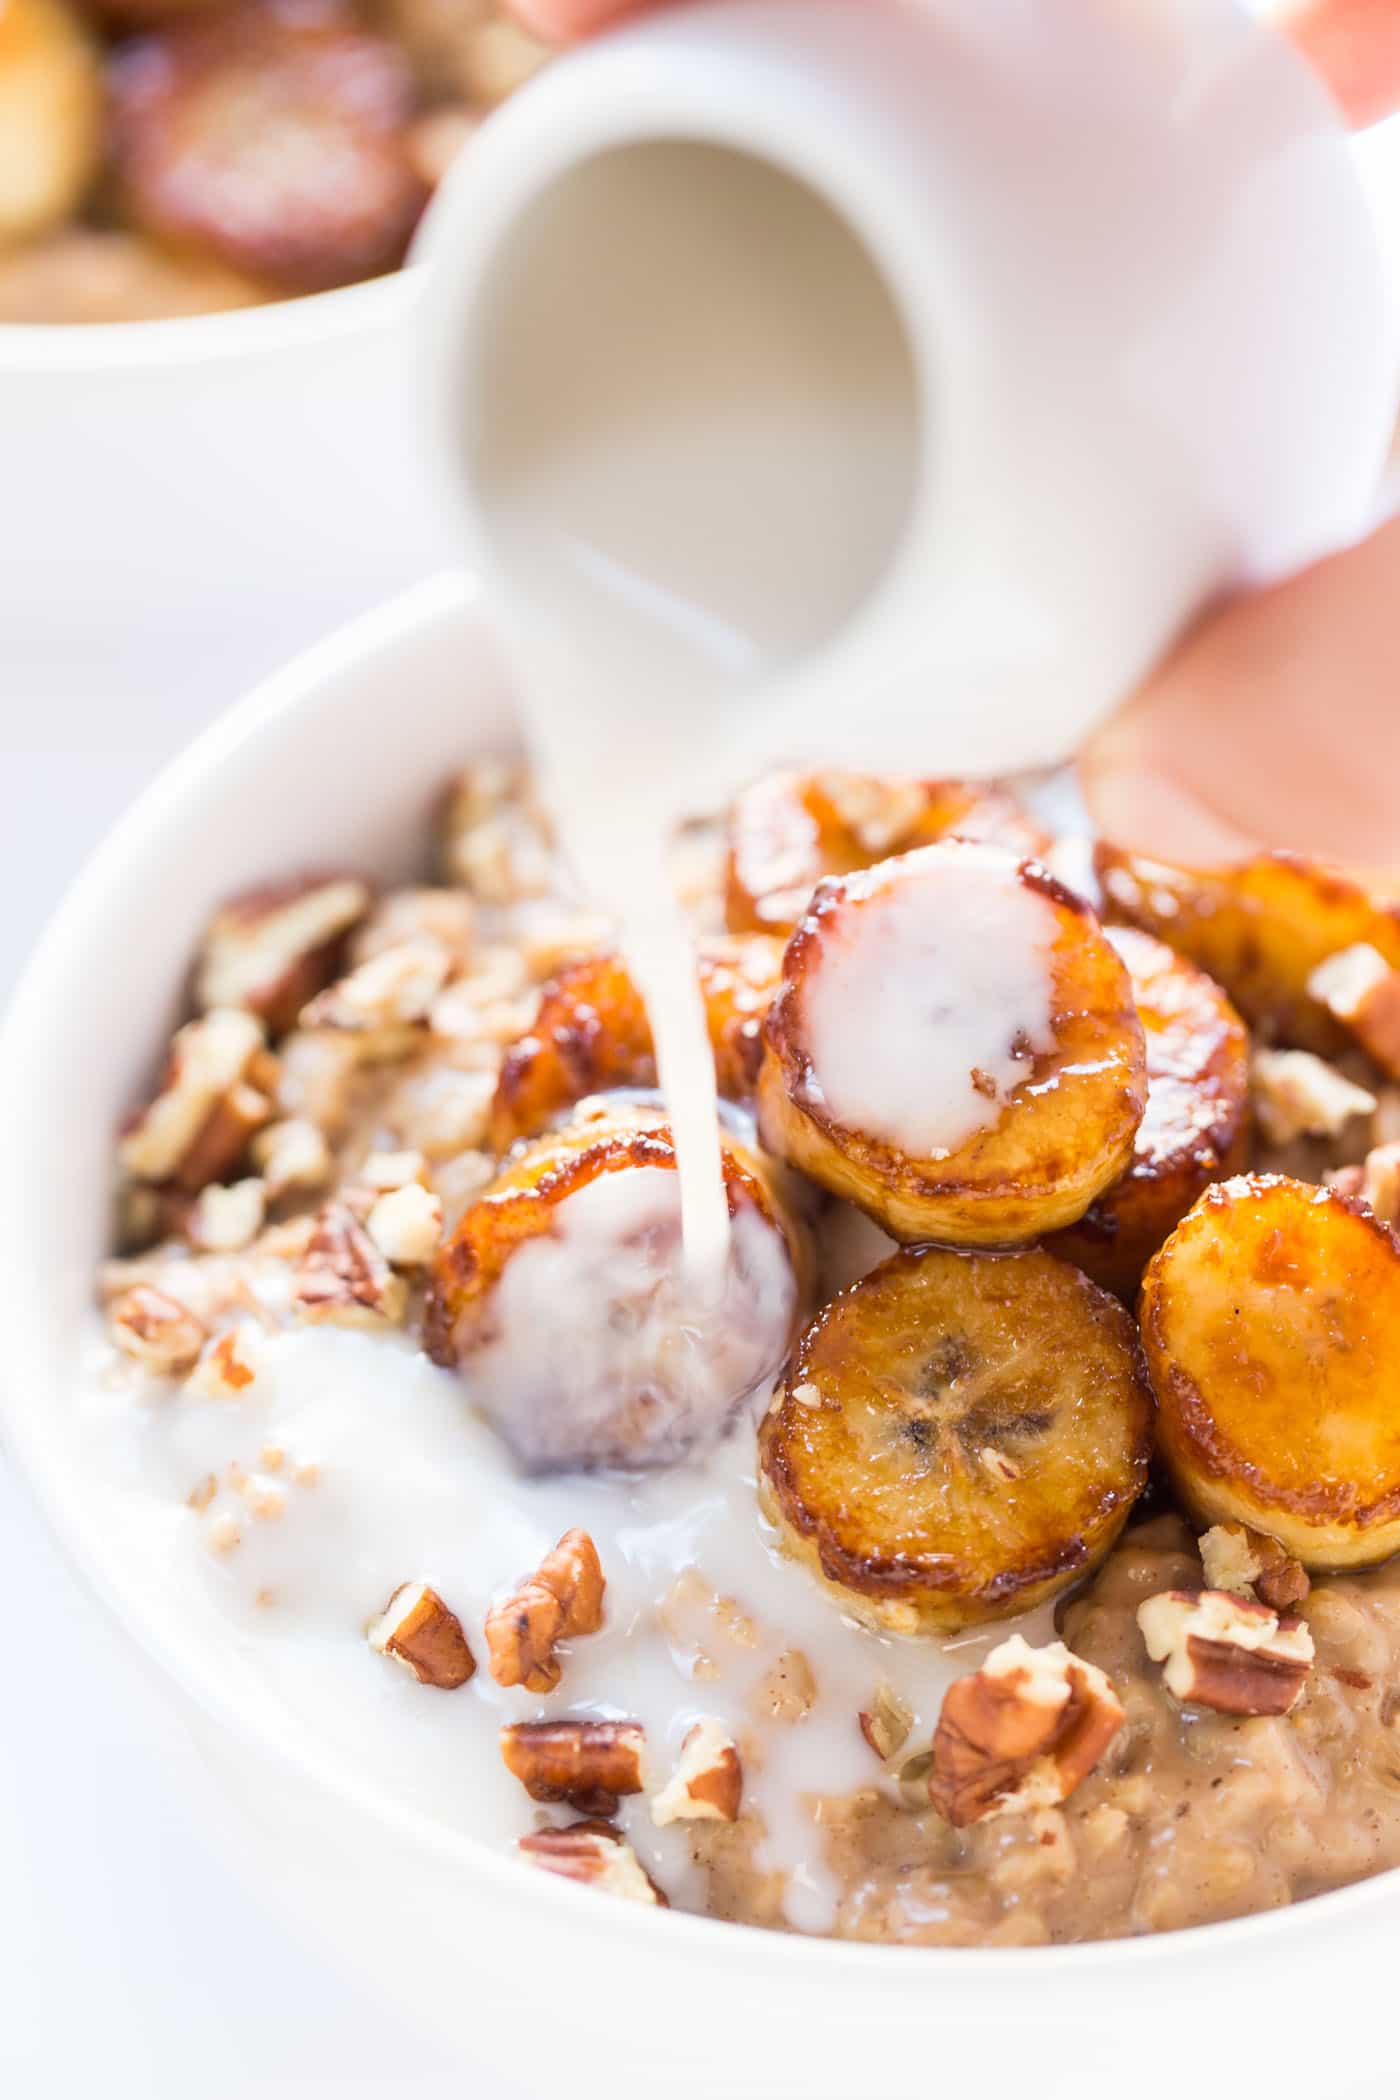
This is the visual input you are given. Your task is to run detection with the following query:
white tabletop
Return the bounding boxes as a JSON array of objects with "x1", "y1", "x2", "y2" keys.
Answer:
[{"x1": 4, "y1": 96, "x2": 1399, "y2": 2100}]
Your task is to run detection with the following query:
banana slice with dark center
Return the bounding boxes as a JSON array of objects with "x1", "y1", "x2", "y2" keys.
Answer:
[
  {"x1": 758, "y1": 1243, "x2": 1153, "y2": 1634},
  {"x1": 1142, "y1": 1172, "x2": 1400, "y2": 1570}
]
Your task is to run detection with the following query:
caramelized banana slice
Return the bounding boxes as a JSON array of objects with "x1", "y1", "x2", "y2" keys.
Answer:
[
  {"x1": 0, "y1": 0, "x2": 102, "y2": 245},
  {"x1": 424, "y1": 1099, "x2": 808, "y2": 1473},
  {"x1": 724, "y1": 769, "x2": 1046, "y2": 936},
  {"x1": 490, "y1": 938, "x2": 783, "y2": 1151},
  {"x1": 1096, "y1": 844, "x2": 1400, "y2": 1055},
  {"x1": 758, "y1": 842, "x2": 1146, "y2": 1246},
  {"x1": 758, "y1": 1245, "x2": 1152, "y2": 1634},
  {"x1": 111, "y1": 0, "x2": 428, "y2": 294},
  {"x1": 1142, "y1": 1174, "x2": 1400, "y2": 1570},
  {"x1": 1047, "y1": 928, "x2": 1250, "y2": 1296},
  {"x1": 0, "y1": 229, "x2": 268, "y2": 323}
]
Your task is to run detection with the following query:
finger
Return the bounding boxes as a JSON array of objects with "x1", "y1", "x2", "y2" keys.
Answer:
[
  {"x1": 1079, "y1": 510, "x2": 1400, "y2": 876},
  {"x1": 507, "y1": 0, "x2": 657, "y2": 43},
  {"x1": 1278, "y1": 0, "x2": 1400, "y2": 128}
]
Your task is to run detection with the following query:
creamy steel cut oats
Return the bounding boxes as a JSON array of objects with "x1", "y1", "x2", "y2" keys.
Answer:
[{"x1": 87, "y1": 761, "x2": 1400, "y2": 1942}]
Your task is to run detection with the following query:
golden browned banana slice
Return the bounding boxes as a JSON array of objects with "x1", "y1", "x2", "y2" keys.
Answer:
[
  {"x1": 0, "y1": 229, "x2": 269, "y2": 324},
  {"x1": 0, "y1": 0, "x2": 102, "y2": 245},
  {"x1": 1143, "y1": 1174, "x2": 1400, "y2": 1570},
  {"x1": 723, "y1": 769, "x2": 1046, "y2": 937},
  {"x1": 489, "y1": 937, "x2": 783, "y2": 1151},
  {"x1": 110, "y1": 0, "x2": 428, "y2": 294},
  {"x1": 424, "y1": 1099, "x2": 808, "y2": 1473},
  {"x1": 1096, "y1": 844, "x2": 1400, "y2": 1055},
  {"x1": 1046, "y1": 927, "x2": 1250, "y2": 1296},
  {"x1": 757, "y1": 841, "x2": 1146, "y2": 1246},
  {"x1": 758, "y1": 1244, "x2": 1152, "y2": 1634}
]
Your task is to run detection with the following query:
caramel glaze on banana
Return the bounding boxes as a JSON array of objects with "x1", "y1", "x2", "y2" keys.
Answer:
[
  {"x1": 1046, "y1": 927, "x2": 1251, "y2": 1297},
  {"x1": 1141, "y1": 1173, "x2": 1400, "y2": 1571},
  {"x1": 1096, "y1": 843, "x2": 1400, "y2": 1055},
  {"x1": 489, "y1": 937, "x2": 782, "y2": 1153},
  {"x1": 724, "y1": 768, "x2": 1047, "y2": 937},
  {"x1": 759, "y1": 1244, "x2": 1154, "y2": 1636},
  {"x1": 758, "y1": 847, "x2": 1147, "y2": 1247}
]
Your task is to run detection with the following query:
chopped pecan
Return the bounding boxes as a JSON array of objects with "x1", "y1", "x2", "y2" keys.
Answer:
[
  {"x1": 517, "y1": 1820, "x2": 666, "y2": 1905},
  {"x1": 485, "y1": 1528, "x2": 605, "y2": 1692},
  {"x1": 358, "y1": 1148, "x2": 428, "y2": 1192},
  {"x1": 501, "y1": 1719, "x2": 645, "y2": 1814},
  {"x1": 291, "y1": 1202, "x2": 407, "y2": 1328},
  {"x1": 1250, "y1": 1048, "x2": 1376, "y2": 1146},
  {"x1": 858, "y1": 1681, "x2": 913, "y2": 1762},
  {"x1": 928, "y1": 1636, "x2": 1124, "y2": 1828},
  {"x1": 1362, "y1": 1140, "x2": 1400, "y2": 1228},
  {"x1": 1199, "y1": 1525, "x2": 1310, "y2": 1613},
  {"x1": 1138, "y1": 1589, "x2": 1314, "y2": 1715},
  {"x1": 366, "y1": 1182, "x2": 443, "y2": 1268},
  {"x1": 1308, "y1": 944, "x2": 1400, "y2": 1080},
  {"x1": 439, "y1": 761, "x2": 555, "y2": 904},
  {"x1": 299, "y1": 938, "x2": 453, "y2": 1032},
  {"x1": 109, "y1": 1285, "x2": 206, "y2": 1376},
  {"x1": 119, "y1": 1009, "x2": 269, "y2": 1190},
  {"x1": 251, "y1": 1117, "x2": 333, "y2": 1200},
  {"x1": 195, "y1": 877, "x2": 370, "y2": 1035},
  {"x1": 186, "y1": 1177, "x2": 266, "y2": 1253},
  {"x1": 184, "y1": 1326, "x2": 260, "y2": 1398},
  {"x1": 351, "y1": 887, "x2": 476, "y2": 968},
  {"x1": 651, "y1": 1719, "x2": 743, "y2": 1825},
  {"x1": 368, "y1": 1583, "x2": 475, "y2": 1688}
]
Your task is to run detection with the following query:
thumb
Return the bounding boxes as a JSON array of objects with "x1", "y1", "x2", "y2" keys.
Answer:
[{"x1": 1078, "y1": 510, "x2": 1400, "y2": 880}]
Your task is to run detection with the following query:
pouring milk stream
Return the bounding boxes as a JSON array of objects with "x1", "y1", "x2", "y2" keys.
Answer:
[{"x1": 409, "y1": 0, "x2": 1396, "y2": 1269}]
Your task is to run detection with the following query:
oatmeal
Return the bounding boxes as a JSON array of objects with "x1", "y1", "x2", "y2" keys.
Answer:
[{"x1": 85, "y1": 759, "x2": 1400, "y2": 1944}]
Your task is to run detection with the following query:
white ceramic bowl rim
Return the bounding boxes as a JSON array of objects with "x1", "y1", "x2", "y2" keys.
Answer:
[
  {"x1": 4, "y1": 572, "x2": 1399, "y2": 1990},
  {"x1": 0, "y1": 266, "x2": 412, "y2": 370}
]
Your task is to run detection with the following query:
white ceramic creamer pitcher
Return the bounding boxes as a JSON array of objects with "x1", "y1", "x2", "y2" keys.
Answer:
[{"x1": 410, "y1": 0, "x2": 1397, "y2": 793}]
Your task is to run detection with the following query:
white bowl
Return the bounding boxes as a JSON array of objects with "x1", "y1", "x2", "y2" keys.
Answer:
[
  {"x1": 2, "y1": 576, "x2": 1398, "y2": 2099},
  {"x1": 0, "y1": 278, "x2": 453, "y2": 704}
]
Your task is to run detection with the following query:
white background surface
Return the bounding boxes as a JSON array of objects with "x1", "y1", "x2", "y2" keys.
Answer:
[{"x1": 2, "y1": 88, "x2": 1399, "y2": 2100}]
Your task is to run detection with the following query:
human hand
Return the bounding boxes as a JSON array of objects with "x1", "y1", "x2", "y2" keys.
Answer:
[{"x1": 505, "y1": 0, "x2": 1400, "y2": 874}]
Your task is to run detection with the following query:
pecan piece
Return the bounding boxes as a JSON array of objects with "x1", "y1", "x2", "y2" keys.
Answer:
[
  {"x1": 485, "y1": 1528, "x2": 605, "y2": 1693},
  {"x1": 1199, "y1": 1524, "x2": 1310, "y2": 1613},
  {"x1": 195, "y1": 876, "x2": 370, "y2": 1035},
  {"x1": 518, "y1": 1820, "x2": 666, "y2": 1905},
  {"x1": 184, "y1": 1326, "x2": 260, "y2": 1398},
  {"x1": 368, "y1": 1582, "x2": 475, "y2": 1688},
  {"x1": 118, "y1": 1008, "x2": 269, "y2": 1190},
  {"x1": 291, "y1": 1201, "x2": 407, "y2": 1328},
  {"x1": 186, "y1": 1177, "x2": 266, "y2": 1254},
  {"x1": 501, "y1": 1719, "x2": 645, "y2": 1815},
  {"x1": 366, "y1": 1181, "x2": 443, "y2": 1268},
  {"x1": 858, "y1": 1681, "x2": 913, "y2": 1763},
  {"x1": 1137, "y1": 1589, "x2": 1314, "y2": 1716},
  {"x1": 299, "y1": 938, "x2": 453, "y2": 1032},
  {"x1": 1309, "y1": 944, "x2": 1400, "y2": 1081},
  {"x1": 651, "y1": 1718, "x2": 743, "y2": 1825},
  {"x1": 109, "y1": 1284, "x2": 206, "y2": 1376},
  {"x1": 251, "y1": 1117, "x2": 333, "y2": 1200},
  {"x1": 1250, "y1": 1047, "x2": 1376, "y2": 1146},
  {"x1": 928, "y1": 1636, "x2": 1124, "y2": 1828}
]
